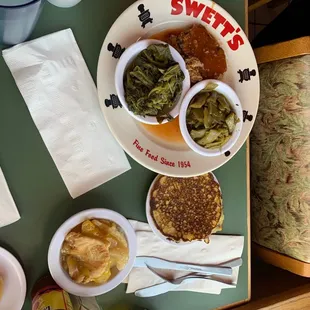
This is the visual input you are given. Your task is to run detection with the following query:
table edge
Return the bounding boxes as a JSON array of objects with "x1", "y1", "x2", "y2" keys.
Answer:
[{"x1": 218, "y1": 1, "x2": 251, "y2": 308}]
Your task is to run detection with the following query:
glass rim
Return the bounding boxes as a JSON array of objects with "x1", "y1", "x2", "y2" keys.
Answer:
[{"x1": 0, "y1": 0, "x2": 42, "y2": 9}]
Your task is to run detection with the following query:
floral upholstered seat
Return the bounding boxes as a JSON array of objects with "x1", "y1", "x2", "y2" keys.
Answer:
[{"x1": 251, "y1": 38, "x2": 310, "y2": 269}]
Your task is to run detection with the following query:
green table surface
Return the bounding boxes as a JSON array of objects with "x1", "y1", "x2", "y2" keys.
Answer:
[{"x1": 0, "y1": 0, "x2": 249, "y2": 309}]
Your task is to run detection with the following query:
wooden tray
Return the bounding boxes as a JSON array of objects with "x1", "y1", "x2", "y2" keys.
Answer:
[
  {"x1": 253, "y1": 243, "x2": 310, "y2": 277},
  {"x1": 0, "y1": 1, "x2": 251, "y2": 309}
]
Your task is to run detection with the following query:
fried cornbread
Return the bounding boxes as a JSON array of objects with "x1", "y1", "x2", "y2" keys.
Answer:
[{"x1": 150, "y1": 173, "x2": 223, "y2": 243}]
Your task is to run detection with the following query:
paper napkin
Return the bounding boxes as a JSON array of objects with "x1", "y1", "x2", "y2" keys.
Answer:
[
  {"x1": 126, "y1": 221, "x2": 244, "y2": 295},
  {"x1": 0, "y1": 168, "x2": 20, "y2": 227},
  {"x1": 2, "y1": 29, "x2": 130, "y2": 198}
]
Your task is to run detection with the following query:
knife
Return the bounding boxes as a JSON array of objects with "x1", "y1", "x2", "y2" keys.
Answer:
[{"x1": 134, "y1": 256, "x2": 233, "y2": 276}]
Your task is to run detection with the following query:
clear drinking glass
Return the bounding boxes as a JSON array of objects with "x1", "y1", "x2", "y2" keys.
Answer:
[{"x1": 0, "y1": 0, "x2": 45, "y2": 46}]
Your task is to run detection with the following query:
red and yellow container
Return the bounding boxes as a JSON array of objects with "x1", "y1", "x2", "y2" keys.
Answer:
[{"x1": 32, "y1": 276, "x2": 73, "y2": 310}]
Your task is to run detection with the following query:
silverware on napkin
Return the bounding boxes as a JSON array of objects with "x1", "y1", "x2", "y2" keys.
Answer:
[
  {"x1": 134, "y1": 256, "x2": 243, "y2": 276},
  {"x1": 135, "y1": 265, "x2": 236, "y2": 297}
]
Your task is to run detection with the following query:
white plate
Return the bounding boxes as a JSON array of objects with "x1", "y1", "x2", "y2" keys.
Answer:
[
  {"x1": 97, "y1": 0, "x2": 259, "y2": 176},
  {"x1": 48, "y1": 209, "x2": 137, "y2": 297},
  {"x1": 146, "y1": 173, "x2": 222, "y2": 245},
  {"x1": 0, "y1": 247, "x2": 26, "y2": 310}
]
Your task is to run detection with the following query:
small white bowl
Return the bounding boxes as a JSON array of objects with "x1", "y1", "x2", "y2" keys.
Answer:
[
  {"x1": 48, "y1": 0, "x2": 82, "y2": 8},
  {"x1": 146, "y1": 173, "x2": 222, "y2": 246},
  {"x1": 179, "y1": 80, "x2": 243, "y2": 157},
  {"x1": 48, "y1": 209, "x2": 137, "y2": 297},
  {"x1": 115, "y1": 39, "x2": 190, "y2": 125}
]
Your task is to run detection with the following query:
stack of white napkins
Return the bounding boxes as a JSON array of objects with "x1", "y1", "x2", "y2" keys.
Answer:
[
  {"x1": 125, "y1": 221, "x2": 244, "y2": 295},
  {"x1": 2, "y1": 29, "x2": 130, "y2": 198},
  {"x1": 0, "y1": 168, "x2": 20, "y2": 228}
]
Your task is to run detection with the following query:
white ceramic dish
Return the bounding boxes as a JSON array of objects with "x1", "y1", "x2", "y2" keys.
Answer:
[
  {"x1": 179, "y1": 80, "x2": 243, "y2": 157},
  {"x1": 115, "y1": 39, "x2": 190, "y2": 125},
  {"x1": 48, "y1": 208, "x2": 137, "y2": 297},
  {"x1": 97, "y1": 0, "x2": 260, "y2": 176},
  {"x1": 0, "y1": 247, "x2": 26, "y2": 310},
  {"x1": 47, "y1": 0, "x2": 82, "y2": 8},
  {"x1": 146, "y1": 173, "x2": 222, "y2": 246}
]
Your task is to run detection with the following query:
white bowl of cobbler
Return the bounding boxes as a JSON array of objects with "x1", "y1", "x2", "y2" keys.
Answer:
[{"x1": 48, "y1": 209, "x2": 137, "y2": 296}]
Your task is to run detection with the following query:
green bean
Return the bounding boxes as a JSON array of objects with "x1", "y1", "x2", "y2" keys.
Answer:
[
  {"x1": 218, "y1": 95, "x2": 231, "y2": 113},
  {"x1": 203, "y1": 108, "x2": 212, "y2": 129},
  {"x1": 226, "y1": 112, "x2": 237, "y2": 133},
  {"x1": 207, "y1": 91, "x2": 217, "y2": 105},
  {"x1": 189, "y1": 93, "x2": 208, "y2": 108},
  {"x1": 197, "y1": 129, "x2": 221, "y2": 146},
  {"x1": 190, "y1": 129, "x2": 207, "y2": 140},
  {"x1": 192, "y1": 109, "x2": 204, "y2": 122}
]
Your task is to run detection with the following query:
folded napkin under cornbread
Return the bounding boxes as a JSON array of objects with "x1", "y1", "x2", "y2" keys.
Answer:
[
  {"x1": 125, "y1": 221, "x2": 244, "y2": 295},
  {"x1": 2, "y1": 29, "x2": 130, "y2": 198}
]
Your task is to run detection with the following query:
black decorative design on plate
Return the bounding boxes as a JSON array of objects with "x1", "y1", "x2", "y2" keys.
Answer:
[
  {"x1": 105, "y1": 94, "x2": 122, "y2": 109},
  {"x1": 238, "y1": 68, "x2": 256, "y2": 83},
  {"x1": 107, "y1": 43, "x2": 125, "y2": 59},
  {"x1": 137, "y1": 4, "x2": 153, "y2": 28},
  {"x1": 224, "y1": 151, "x2": 231, "y2": 157},
  {"x1": 243, "y1": 110, "x2": 253, "y2": 122}
]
